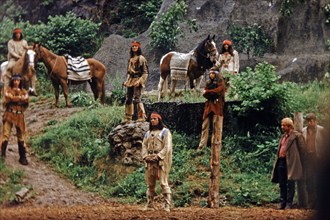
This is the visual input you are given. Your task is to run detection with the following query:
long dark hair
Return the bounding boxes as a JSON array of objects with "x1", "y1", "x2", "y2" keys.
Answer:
[
  {"x1": 12, "y1": 33, "x2": 24, "y2": 41},
  {"x1": 220, "y1": 44, "x2": 234, "y2": 56},
  {"x1": 9, "y1": 75, "x2": 23, "y2": 89},
  {"x1": 149, "y1": 112, "x2": 167, "y2": 131},
  {"x1": 130, "y1": 47, "x2": 142, "y2": 58}
]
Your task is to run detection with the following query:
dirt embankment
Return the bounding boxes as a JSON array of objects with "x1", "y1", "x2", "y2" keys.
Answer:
[{"x1": 0, "y1": 97, "x2": 314, "y2": 219}]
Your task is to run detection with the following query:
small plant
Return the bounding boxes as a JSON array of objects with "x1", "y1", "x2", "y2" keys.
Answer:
[
  {"x1": 325, "y1": 3, "x2": 330, "y2": 24},
  {"x1": 70, "y1": 91, "x2": 95, "y2": 107},
  {"x1": 229, "y1": 24, "x2": 272, "y2": 59},
  {"x1": 149, "y1": 0, "x2": 197, "y2": 52},
  {"x1": 110, "y1": 73, "x2": 126, "y2": 105},
  {"x1": 280, "y1": 0, "x2": 305, "y2": 16}
]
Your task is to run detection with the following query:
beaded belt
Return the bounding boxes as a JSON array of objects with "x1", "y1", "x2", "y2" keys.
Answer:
[
  {"x1": 6, "y1": 109, "x2": 23, "y2": 114},
  {"x1": 148, "y1": 150, "x2": 159, "y2": 154}
]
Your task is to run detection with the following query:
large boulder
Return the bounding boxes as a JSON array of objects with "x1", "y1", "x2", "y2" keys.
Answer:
[{"x1": 108, "y1": 121, "x2": 149, "y2": 165}]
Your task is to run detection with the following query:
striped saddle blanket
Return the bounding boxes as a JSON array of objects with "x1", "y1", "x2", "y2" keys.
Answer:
[
  {"x1": 66, "y1": 55, "x2": 91, "y2": 81},
  {"x1": 169, "y1": 51, "x2": 193, "y2": 81}
]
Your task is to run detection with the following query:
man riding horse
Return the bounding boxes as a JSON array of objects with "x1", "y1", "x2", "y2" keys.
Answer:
[{"x1": 4, "y1": 28, "x2": 37, "y2": 96}]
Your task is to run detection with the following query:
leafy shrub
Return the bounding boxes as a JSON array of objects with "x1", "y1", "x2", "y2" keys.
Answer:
[
  {"x1": 229, "y1": 24, "x2": 272, "y2": 58},
  {"x1": 25, "y1": 12, "x2": 101, "y2": 57},
  {"x1": 116, "y1": 0, "x2": 162, "y2": 37},
  {"x1": 280, "y1": 0, "x2": 305, "y2": 16},
  {"x1": 228, "y1": 62, "x2": 289, "y2": 121},
  {"x1": 149, "y1": 0, "x2": 197, "y2": 52},
  {"x1": 70, "y1": 91, "x2": 97, "y2": 107},
  {"x1": 109, "y1": 73, "x2": 126, "y2": 105}
]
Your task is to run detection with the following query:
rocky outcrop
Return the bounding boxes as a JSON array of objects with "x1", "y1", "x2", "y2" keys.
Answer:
[
  {"x1": 6, "y1": 0, "x2": 329, "y2": 89},
  {"x1": 94, "y1": 0, "x2": 330, "y2": 91},
  {"x1": 108, "y1": 121, "x2": 149, "y2": 165}
]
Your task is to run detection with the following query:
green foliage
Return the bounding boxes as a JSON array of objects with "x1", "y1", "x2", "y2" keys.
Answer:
[
  {"x1": 31, "y1": 106, "x2": 123, "y2": 188},
  {"x1": 25, "y1": 12, "x2": 101, "y2": 57},
  {"x1": 280, "y1": 0, "x2": 305, "y2": 16},
  {"x1": 109, "y1": 73, "x2": 126, "y2": 105},
  {"x1": 117, "y1": 0, "x2": 162, "y2": 37},
  {"x1": 149, "y1": 0, "x2": 197, "y2": 52},
  {"x1": 228, "y1": 62, "x2": 289, "y2": 120},
  {"x1": 286, "y1": 75, "x2": 330, "y2": 123},
  {"x1": 0, "y1": 1, "x2": 26, "y2": 22},
  {"x1": 325, "y1": 4, "x2": 330, "y2": 24},
  {"x1": 0, "y1": 160, "x2": 25, "y2": 203},
  {"x1": 70, "y1": 91, "x2": 97, "y2": 107},
  {"x1": 222, "y1": 173, "x2": 278, "y2": 206},
  {"x1": 229, "y1": 24, "x2": 272, "y2": 58}
]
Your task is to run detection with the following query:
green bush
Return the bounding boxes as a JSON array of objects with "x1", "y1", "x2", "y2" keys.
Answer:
[
  {"x1": 228, "y1": 62, "x2": 289, "y2": 121},
  {"x1": 229, "y1": 24, "x2": 272, "y2": 58},
  {"x1": 149, "y1": 0, "x2": 197, "y2": 52},
  {"x1": 25, "y1": 12, "x2": 101, "y2": 57},
  {"x1": 117, "y1": 0, "x2": 162, "y2": 37}
]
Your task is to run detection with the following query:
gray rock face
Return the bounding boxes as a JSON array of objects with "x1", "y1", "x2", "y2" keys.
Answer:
[
  {"x1": 8, "y1": 0, "x2": 329, "y2": 89},
  {"x1": 94, "y1": 0, "x2": 329, "y2": 91},
  {"x1": 108, "y1": 121, "x2": 149, "y2": 165}
]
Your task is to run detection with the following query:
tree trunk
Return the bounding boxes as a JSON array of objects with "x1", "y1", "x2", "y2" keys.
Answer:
[
  {"x1": 294, "y1": 112, "x2": 307, "y2": 208},
  {"x1": 208, "y1": 116, "x2": 223, "y2": 208}
]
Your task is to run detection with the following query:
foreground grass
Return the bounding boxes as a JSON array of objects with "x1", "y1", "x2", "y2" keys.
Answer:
[{"x1": 0, "y1": 160, "x2": 25, "y2": 204}]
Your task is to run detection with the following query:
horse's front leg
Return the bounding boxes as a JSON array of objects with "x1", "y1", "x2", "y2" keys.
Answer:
[
  {"x1": 189, "y1": 77, "x2": 195, "y2": 94},
  {"x1": 51, "y1": 80, "x2": 60, "y2": 108},
  {"x1": 60, "y1": 79, "x2": 71, "y2": 108},
  {"x1": 195, "y1": 75, "x2": 204, "y2": 93}
]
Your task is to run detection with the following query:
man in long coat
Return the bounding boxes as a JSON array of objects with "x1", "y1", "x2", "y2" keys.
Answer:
[{"x1": 271, "y1": 117, "x2": 306, "y2": 209}]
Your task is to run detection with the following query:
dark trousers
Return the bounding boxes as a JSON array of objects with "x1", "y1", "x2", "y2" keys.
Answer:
[
  {"x1": 125, "y1": 86, "x2": 142, "y2": 105},
  {"x1": 277, "y1": 158, "x2": 295, "y2": 206},
  {"x1": 305, "y1": 153, "x2": 317, "y2": 208}
]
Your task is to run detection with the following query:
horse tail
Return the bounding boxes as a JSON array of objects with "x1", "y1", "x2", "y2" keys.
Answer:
[
  {"x1": 101, "y1": 78, "x2": 106, "y2": 104},
  {"x1": 163, "y1": 75, "x2": 168, "y2": 98}
]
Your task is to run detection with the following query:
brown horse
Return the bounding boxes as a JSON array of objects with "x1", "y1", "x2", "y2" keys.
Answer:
[
  {"x1": 1, "y1": 47, "x2": 36, "y2": 95},
  {"x1": 158, "y1": 35, "x2": 218, "y2": 100},
  {"x1": 33, "y1": 43, "x2": 106, "y2": 107}
]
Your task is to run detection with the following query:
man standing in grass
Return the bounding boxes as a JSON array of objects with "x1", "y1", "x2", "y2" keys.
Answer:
[
  {"x1": 271, "y1": 118, "x2": 305, "y2": 209},
  {"x1": 141, "y1": 112, "x2": 172, "y2": 212}
]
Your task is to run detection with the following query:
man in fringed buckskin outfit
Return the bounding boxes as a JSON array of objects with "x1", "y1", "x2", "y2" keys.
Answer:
[
  {"x1": 123, "y1": 41, "x2": 148, "y2": 122},
  {"x1": 1, "y1": 74, "x2": 29, "y2": 165},
  {"x1": 141, "y1": 112, "x2": 172, "y2": 212},
  {"x1": 197, "y1": 69, "x2": 225, "y2": 150}
]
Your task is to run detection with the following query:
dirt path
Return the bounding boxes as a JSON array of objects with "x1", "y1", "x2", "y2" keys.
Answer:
[{"x1": 0, "y1": 97, "x2": 314, "y2": 219}]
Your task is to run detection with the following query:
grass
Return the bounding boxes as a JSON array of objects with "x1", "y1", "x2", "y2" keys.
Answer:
[{"x1": 0, "y1": 160, "x2": 25, "y2": 203}]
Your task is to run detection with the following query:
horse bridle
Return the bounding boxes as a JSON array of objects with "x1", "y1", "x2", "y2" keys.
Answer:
[{"x1": 196, "y1": 40, "x2": 217, "y2": 60}]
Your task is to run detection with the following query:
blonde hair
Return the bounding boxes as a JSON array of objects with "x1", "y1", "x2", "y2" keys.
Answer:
[{"x1": 281, "y1": 117, "x2": 294, "y2": 128}]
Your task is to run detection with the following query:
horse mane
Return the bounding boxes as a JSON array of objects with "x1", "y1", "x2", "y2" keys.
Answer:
[
  {"x1": 194, "y1": 37, "x2": 214, "y2": 70},
  {"x1": 22, "y1": 50, "x2": 30, "y2": 73}
]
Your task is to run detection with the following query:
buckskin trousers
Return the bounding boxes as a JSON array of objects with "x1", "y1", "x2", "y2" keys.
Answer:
[
  {"x1": 145, "y1": 162, "x2": 171, "y2": 195},
  {"x1": 198, "y1": 115, "x2": 223, "y2": 150},
  {"x1": 2, "y1": 121, "x2": 24, "y2": 142}
]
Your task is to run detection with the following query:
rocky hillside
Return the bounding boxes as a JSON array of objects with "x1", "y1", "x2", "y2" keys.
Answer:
[
  {"x1": 3, "y1": 0, "x2": 330, "y2": 90},
  {"x1": 94, "y1": 0, "x2": 330, "y2": 91}
]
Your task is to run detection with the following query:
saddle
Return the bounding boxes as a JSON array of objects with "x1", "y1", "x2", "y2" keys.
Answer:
[{"x1": 65, "y1": 55, "x2": 91, "y2": 81}]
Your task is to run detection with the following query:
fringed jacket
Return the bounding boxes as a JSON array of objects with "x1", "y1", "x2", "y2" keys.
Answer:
[{"x1": 2, "y1": 87, "x2": 29, "y2": 132}]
